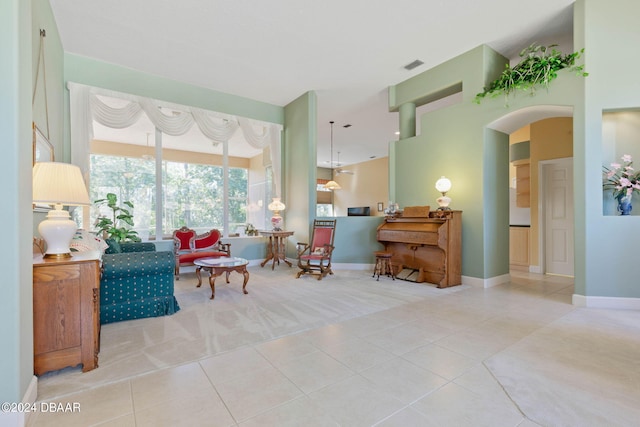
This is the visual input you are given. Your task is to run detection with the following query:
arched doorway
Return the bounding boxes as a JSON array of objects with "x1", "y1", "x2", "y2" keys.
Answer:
[{"x1": 488, "y1": 106, "x2": 574, "y2": 276}]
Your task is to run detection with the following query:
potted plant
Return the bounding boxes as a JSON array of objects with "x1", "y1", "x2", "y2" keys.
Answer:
[
  {"x1": 603, "y1": 154, "x2": 640, "y2": 215},
  {"x1": 474, "y1": 43, "x2": 588, "y2": 106},
  {"x1": 94, "y1": 193, "x2": 141, "y2": 242}
]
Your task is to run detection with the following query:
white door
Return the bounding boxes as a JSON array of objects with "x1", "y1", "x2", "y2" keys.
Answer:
[{"x1": 544, "y1": 158, "x2": 574, "y2": 276}]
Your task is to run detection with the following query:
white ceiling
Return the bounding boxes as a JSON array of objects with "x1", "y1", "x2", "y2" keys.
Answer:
[{"x1": 50, "y1": 0, "x2": 575, "y2": 167}]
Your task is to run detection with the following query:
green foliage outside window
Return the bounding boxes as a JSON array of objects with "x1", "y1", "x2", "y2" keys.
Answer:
[{"x1": 90, "y1": 154, "x2": 248, "y2": 238}]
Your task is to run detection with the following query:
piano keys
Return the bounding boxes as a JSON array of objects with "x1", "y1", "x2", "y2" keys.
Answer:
[{"x1": 376, "y1": 210, "x2": 462, "y2": 287}]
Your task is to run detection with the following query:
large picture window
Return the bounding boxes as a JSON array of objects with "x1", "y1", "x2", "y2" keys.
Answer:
[
  {"x1": 90, "y1": 154, "x2": 249, "y2": 239},
  {"x1": 68, "y1": 83, "x2": 282, "y2": 239}
]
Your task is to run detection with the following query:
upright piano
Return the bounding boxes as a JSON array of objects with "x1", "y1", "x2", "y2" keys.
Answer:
[{"x1": 376, "y1": 210, "x2": 462, "y2": 288}]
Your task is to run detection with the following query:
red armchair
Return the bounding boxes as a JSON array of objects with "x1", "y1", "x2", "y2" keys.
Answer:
[
  {"x1": 296, "y1": 219, "x2": 337, "y2": 280},
  {"x1": 172, "y1": 227, "x2": 231, "y2": 280}
]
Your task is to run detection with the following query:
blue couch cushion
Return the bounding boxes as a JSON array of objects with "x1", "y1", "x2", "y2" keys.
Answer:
[{"x1": 100, "y1": 250, "x2": 180, "y2": 324}]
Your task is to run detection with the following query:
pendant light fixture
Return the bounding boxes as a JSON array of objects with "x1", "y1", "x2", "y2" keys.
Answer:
[{"x1": 324, "y1": 121, "x2": 341, "y2": 191}]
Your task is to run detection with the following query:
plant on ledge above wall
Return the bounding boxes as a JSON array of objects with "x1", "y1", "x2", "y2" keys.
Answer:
[
  {"x1": 94, "y1": 193, "x2": 141, "y2": 242},
  {"x1": 474, "y1": 43, "x2": 588, "y2": 106}
]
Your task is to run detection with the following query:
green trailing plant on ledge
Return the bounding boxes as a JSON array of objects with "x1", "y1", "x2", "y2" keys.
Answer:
[
  {"x1": 474, "y1": 43, "x2": 588, "y2": 105},
  {"x1": 94, "y1": 193, "x2": 141, "y2": 242}
]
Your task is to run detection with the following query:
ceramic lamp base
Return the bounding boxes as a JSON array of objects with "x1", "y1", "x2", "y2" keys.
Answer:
[
  {"x1": 271, "y1": 214, "x2": 283, "y2": 231},
  {"x1": 436, "y1": 195, "x2": 452, "y2": 210},
  {"x1": 39, "y1": 207, "x2": 77, "y2": 258}
]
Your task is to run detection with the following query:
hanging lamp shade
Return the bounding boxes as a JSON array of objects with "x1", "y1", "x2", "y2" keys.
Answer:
[
  {"x1": 324, "y1": 180, "x2": 341, "y2": 190},
  {"x1": 323, "y1": 121, "x2": 341, "y2": 191}
]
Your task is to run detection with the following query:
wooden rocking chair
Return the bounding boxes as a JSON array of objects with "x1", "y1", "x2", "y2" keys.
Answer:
[{"x1": 296, "y1": 219, "x2": 337, "y2": 280}]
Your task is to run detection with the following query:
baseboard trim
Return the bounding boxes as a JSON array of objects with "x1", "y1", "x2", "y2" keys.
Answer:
[
  {"x1": 462, "y1": 273, "x2": 510, "y2": 288},
  {"x1": 572, "y1": 294, "x2": 640, "y2": 309},
  {"x1": 0, "y1": 376, "x2": 37, "y2": 427},
  {"x1": 24, "y1": 376, "x2": 38, "y2": 426}
]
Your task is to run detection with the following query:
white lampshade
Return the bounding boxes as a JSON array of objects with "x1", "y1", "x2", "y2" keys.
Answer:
[
  {"x1": 323, "y1": 180, "x2": 341, "y2": 191},
  {"x1": 435, "y1": 176, "x2": 452, "y2": 194},
  {"x1": 268, "y1": 197, "x2": 286, "y2": 212},
  {"x1": 33, "y1": 162, "x2": 91, "y2": 258}
]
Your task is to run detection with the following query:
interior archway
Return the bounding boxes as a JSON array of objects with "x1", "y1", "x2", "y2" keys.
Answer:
[{"x1": 488, "y1": 105, "x2": 575, "y2": 276}]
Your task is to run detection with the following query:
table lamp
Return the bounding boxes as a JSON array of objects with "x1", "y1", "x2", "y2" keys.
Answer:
[
  {"x1": 33, "y1": 162, "x2": 91, "y2": 258},
  {"x1": 268, "y1": 197, "x2": 286, "y2": 231},
  {"x1": 435, "y1": 176, "x2": 452, "y2": 210}
]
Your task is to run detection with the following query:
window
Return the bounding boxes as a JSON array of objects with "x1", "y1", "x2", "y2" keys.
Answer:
[
  {"x1": 163, "y1": 161, "x2": 248, "y2": 235},
  {"x1": 90, "y1": 153, "x2": 249, "y2": 239},
  {"x1": 90, "y1": 154, "x2": 155, "y2": 239},
  {"x1": 73, "y1": 89, "x2": 280, "y2": 239},
  {"x1": 90, "y1": 121, "x2": 253, "y2": 239},
  {"x1": 316, "y1": 179, "x2": 333, "y2": 216}
]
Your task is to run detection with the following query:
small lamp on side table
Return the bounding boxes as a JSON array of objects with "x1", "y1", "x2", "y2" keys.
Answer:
[
  {"x1": 33, "y1": 162, "x2": 91, "y2": 259},
  {"x1": 268, "y1": 197, "x2": 286, "y2": 231}
]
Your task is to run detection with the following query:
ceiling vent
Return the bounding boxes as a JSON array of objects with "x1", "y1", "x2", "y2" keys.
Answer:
[{"x1": 404, "y1": 59, "x2": 424, "y2": 71}]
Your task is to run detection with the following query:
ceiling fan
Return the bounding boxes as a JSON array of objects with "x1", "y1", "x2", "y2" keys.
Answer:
[{"x1": 334, "y1": 152, "x2": 354, "y2": 175}]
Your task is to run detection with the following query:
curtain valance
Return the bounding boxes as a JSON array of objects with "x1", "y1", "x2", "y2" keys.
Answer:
[{"x1": 68, "y1": 82, "x2": 283, "y2": 197}]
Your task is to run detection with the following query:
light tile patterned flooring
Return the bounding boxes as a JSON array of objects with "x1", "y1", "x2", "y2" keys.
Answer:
[{"x1": 29, "y1": 266, "x2": 640, "y2": 426}]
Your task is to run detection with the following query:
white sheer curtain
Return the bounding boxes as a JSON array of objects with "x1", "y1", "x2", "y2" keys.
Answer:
[{"x1": 67, "y1": 82, "x2": 283, "y2": 196}]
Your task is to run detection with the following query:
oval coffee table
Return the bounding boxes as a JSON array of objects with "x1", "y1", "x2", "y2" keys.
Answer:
[{"x1": 194, "y1": 257, "x2": 249, "y2": 300}]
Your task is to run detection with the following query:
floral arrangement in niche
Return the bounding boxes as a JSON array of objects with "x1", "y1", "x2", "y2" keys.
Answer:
[{"x1": 602, "y1": 154, "x2": 640, "y2": 200}]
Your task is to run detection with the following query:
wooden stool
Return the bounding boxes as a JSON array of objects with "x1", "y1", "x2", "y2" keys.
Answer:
[{"x1": 373, "y1": 251, "x2": 394, "y2": 281}]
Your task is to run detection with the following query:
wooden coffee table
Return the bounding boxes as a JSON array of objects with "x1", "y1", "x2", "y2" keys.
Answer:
[{"x1": 194, "y1": 257, "x2": 249, "y2": 300}]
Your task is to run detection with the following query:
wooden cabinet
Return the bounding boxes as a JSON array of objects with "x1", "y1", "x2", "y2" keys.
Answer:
[
  {"x1": 33, "y1": 253, "x2": 101, "y2": 375},
  {"x1": 509, "y1": 226, "x2": 530, "y2": 271},
  {"x1": 515, "y1": 161, "x2": 530, "y2": 208}
]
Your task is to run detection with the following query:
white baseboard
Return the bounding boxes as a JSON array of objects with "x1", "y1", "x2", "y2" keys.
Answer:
[
  {"x1": 462, "y1": 273, "x2": 510, "y2": 288},
  {"x1": 0, "y1": 376, "x2": 37, "y2": 427},
  {"x1": 572, "y1": 294, "x2": 640, "y2": 309}
]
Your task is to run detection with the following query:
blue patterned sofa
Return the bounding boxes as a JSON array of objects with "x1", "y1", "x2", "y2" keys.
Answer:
[{"x1": 100, "y1": 241, "x2": 180, "y2": 324}]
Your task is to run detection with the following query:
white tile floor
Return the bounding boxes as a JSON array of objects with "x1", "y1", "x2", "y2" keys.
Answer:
[{"x1": 28, "y1": 267, "x2": 640, "y2": 427}]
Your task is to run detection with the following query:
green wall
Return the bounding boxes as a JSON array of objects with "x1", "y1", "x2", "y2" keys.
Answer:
[
  {"x1": 283, "y1": 91, "x2": 317, "y2": 253},
  {"x1": 1, "y1": 0, "x2": 33, "y2": 407},
  {"x1": 331, "y1": 217, "x2": 385, "y2": 264},
  {"x1": 580, "y1": 0, "x2": 640, "y2": 298}
]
